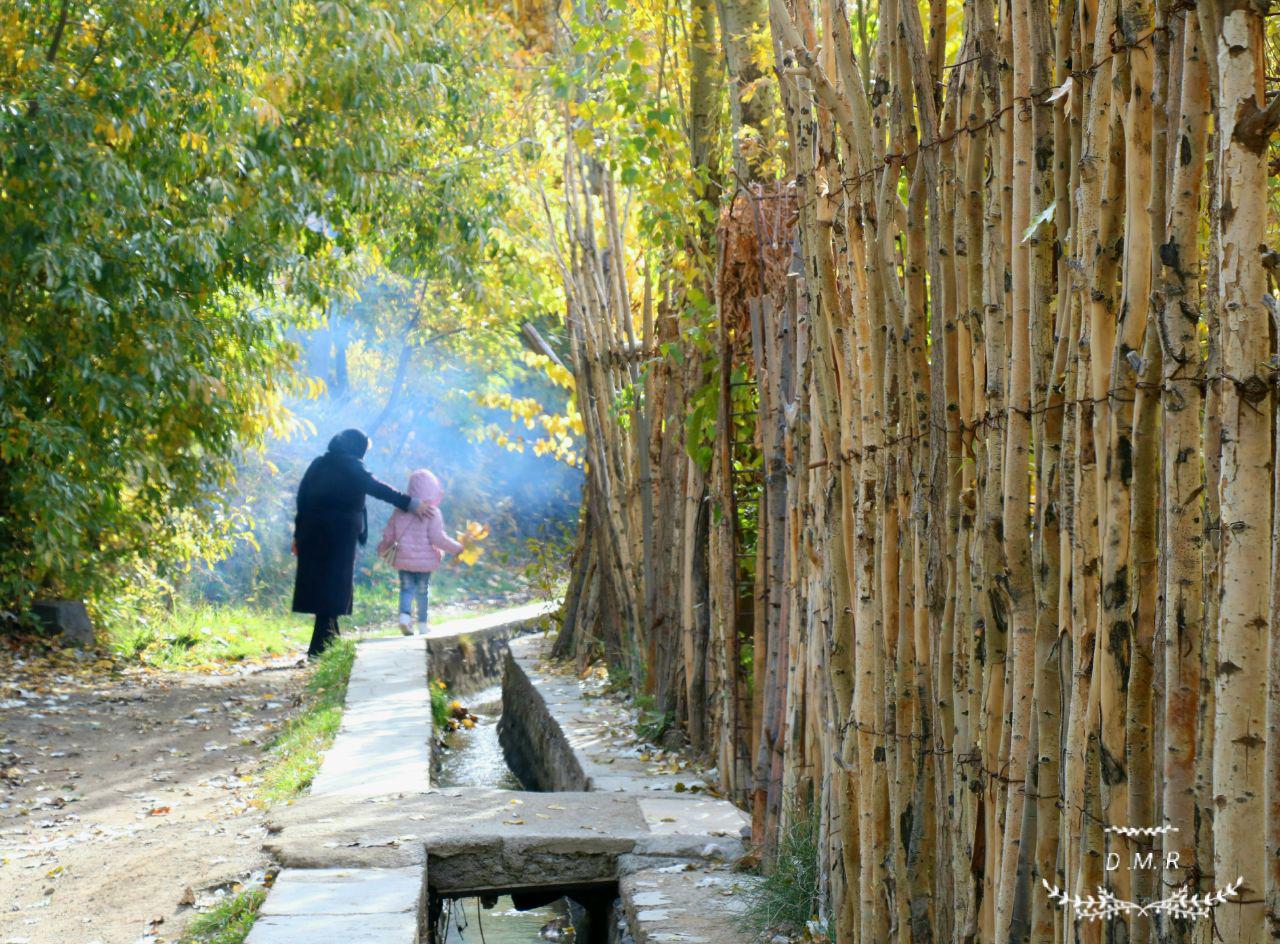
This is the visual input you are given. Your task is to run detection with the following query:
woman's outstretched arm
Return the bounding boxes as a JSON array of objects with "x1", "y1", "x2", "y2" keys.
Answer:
[{"x1": 360, "y1": 469, "x2": 416, "y2": 512}]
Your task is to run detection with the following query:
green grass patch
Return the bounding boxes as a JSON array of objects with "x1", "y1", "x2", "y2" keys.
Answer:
[
  {"x1": 179, "y1": 886, "x2": 267, "y2": 944},
  {"x1": 107, "y1": 602, "x2": 308, "y2": 668},
  {"x1": 430, "y1": 679, "x2": 452, "y2": 731},
  {"x1": 634, "y1": 693, "x2": 675, "y2": 743},
  {"x1": 739, "y1": 805, "x2": 826, "y2": 942},
  {"x1": 256, "y1": 639, "x2": 356, "y2": 805}
]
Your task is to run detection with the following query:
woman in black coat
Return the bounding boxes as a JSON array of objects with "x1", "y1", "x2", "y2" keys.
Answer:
[{"x1": 291, "y1": 428, "x2": 427, "y2": 657}]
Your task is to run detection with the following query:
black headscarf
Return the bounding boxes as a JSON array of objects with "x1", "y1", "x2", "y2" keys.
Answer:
[{"x1": 327, "y1": 428, "x2": 370, "y2": 459}]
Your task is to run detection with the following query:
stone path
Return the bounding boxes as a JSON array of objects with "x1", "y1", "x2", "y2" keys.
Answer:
[
  {"x1": 619, "y1": 866, "x2": 753, "y2": 944},
  {"x1": 251, "y1": 602, "x2": 750, "y2": 944},
  {"x1": 501, "y1": 635, "x2": 755, "y2": 944},
  {"x1": 248, "y1": 868, "x2": 422, "y2": 944},
  {"x1": 249, "y1": 605, "x2": 557, "y2": 944},
  {"x1": 247, "y1": 628, "x2": 435, "y2": 944},
  {"x1": 308, "y1": 635, "x2": 432, "y2": 799}
]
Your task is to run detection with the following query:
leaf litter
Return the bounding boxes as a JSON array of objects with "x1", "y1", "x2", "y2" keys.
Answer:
[{"x1": 0, "y1": 638, "x2": 305, "y2": 943}]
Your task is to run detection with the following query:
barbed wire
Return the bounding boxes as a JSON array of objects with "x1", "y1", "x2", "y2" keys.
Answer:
[
  {"x1": 832, "y1": 24, "x2": 1170, "y2": 192},
  {"x1": 798, "y1": 370, "x2": 1263, "y2": 467},
  {"x1": 740, "y1": 18, "x2": 1185, "y2": 207}
]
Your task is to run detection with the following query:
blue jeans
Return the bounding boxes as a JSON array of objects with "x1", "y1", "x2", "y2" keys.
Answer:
[{"x1": 398, "y1": 570, "x2": 431, "y2": 623}]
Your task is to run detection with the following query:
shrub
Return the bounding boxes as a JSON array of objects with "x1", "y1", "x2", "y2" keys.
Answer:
[
  {"x1": 739, "y1": 804, "x2": 826, "y2": 941},
  {"x1": 430, "y1": 679, "x2": 452, "y2": 731}
]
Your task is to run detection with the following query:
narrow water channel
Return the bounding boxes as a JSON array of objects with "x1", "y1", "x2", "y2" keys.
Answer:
[
  {"x1": 435, "y1": 686, "x2": 576, "y2": 944},
  {"x1": 435, "y1": 686, "x2": 521, "y2": 790}
]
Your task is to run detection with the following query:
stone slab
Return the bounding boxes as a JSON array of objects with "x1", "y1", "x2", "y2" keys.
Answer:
[
  {"x1": 637, "y1": 797, "x2": 748, "y2": 837},
  {"x1": 245, "y1": 912, "x2": 418, "y2": 944},
  {"x1": 425, "y1": 601, "x2": 557, "y2": 640},
  {"x1": 267, "y1": 789, "x2": 651, "y2": 874},
  {"x1": 260, "y1": 867, "x2": 421, "y2": 916},
  {"x1": 307, "y1": 741, "x2": 429, "y2": 797},
  {"x1": 619, "y1": 866, "x2": 758, "y2": 944}
]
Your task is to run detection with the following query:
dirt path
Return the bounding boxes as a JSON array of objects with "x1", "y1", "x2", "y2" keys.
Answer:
[{"x1": 0, "y1": 647, "x2": 306, "y2": 944}]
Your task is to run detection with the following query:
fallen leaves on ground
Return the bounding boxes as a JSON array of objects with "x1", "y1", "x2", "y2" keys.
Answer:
[{"x1": 0, "y1": 641, "x2": 304, "y2": 944}]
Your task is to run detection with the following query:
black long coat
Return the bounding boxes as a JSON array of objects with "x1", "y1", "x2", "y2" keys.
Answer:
[{"x1": 291, "y1": 449, "x2": 413, "y2": 616}]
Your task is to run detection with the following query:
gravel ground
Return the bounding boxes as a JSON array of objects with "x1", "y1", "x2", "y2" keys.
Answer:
[{"x1": 0, "y1": 647, "x2": 305, "y2": 944}]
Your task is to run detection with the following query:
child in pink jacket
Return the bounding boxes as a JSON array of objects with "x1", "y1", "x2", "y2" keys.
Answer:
[{"x1": 377, "y1": 469, "x2": 464, "y2": 635}]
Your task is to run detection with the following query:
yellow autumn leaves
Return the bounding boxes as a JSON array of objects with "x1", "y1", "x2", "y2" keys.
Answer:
[
  {"x1": 465, "y1": 351, "x2": 582, "y2": 463},
  {"x1": 455, "y1": 521, "x2": 489, "y2": 567},
  {"x1": 523, "y1": 353, "x2": 575, "y2": 390},
  {"x1": 472, "y1": 389, "x2": 584, "y2": 465}
]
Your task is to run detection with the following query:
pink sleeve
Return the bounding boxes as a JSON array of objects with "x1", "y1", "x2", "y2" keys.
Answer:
[{"x1": 428, "y1": 511, "x2": 464, "y2": 555}]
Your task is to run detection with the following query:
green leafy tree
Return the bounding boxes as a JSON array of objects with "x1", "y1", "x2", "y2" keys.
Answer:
[{"x1": 0, "y1": 0, "x2": 493, "y2": 622}]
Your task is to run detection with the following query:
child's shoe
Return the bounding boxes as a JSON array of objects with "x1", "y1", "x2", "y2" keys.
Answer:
[
  {"x1": 398, "y1": 613, "x2": 412, "y2": 636},
  {"x1": 416, "y1": 621, "x2": 428, "y2": 636}
]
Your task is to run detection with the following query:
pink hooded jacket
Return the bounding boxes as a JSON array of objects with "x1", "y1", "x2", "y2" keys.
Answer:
[{"x1": 377, "y1": 470, "x2": 464, "y2": 573}]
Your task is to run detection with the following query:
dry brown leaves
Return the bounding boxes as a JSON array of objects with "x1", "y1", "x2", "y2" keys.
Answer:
[{"x1": 717, "y1": 181, "x2": 798, "y2": 352}]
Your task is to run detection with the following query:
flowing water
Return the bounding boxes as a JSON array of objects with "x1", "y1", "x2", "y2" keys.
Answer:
[
  {"x1": 435, "y1": 686, "x2": 522, "y2": 790},
  {"x1": 435, "y1": 686, "x2": 574, "y2": 944}
]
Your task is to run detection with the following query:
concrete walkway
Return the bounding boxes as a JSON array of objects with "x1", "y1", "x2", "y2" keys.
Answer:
[
  {"x1": 248, "y1": 868, "x2": 423, "y2": 944},
  {"x1": 250, "y1": 605, "x2": 550, "y2": 944},
  {"x1": 252, "y1": 601, "x2": 750, "y2": 943},
  {"x1": 500, "y1": 635, "x2": 755, "y2": 943},
  {"x1": 308, "y1": 634, "x2": 432, "y2": 799}
]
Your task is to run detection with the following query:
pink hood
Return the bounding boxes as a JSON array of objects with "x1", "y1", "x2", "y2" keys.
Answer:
[
  {"x1": 377, "y1": 469, "x2": 463, "y2": 573},
  {"x1": 409, "y1": 469, "x2": 444, "y2": 507}
]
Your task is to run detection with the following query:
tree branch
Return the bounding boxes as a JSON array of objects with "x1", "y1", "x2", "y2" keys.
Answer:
[
  {"x1": 367, "y1": 288, "x2": 466, "y2": 438},
  {"x1": 768, "y1": 0, "x2": 860, "y2": 156},
  {"x1": 169, "y1": 13, "x2": 207, "y2": 63},
  {"x1": 46, "y1": 0, "x2": 72, "y2": 63},
  {"x1": 1233, "y1": 92, "x2": 1280, "y2": 154}
]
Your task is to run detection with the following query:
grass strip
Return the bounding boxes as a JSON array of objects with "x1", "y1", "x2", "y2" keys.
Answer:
[
  {"x1": 738, "y1": 805, "x2": 827, "y2": 942},
  {"x1": 256, "y1": 639, "x2": 356, "y2": 805},
  {"x1": 179, "y1": 886, "x2": 267, "y2": 944}
]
